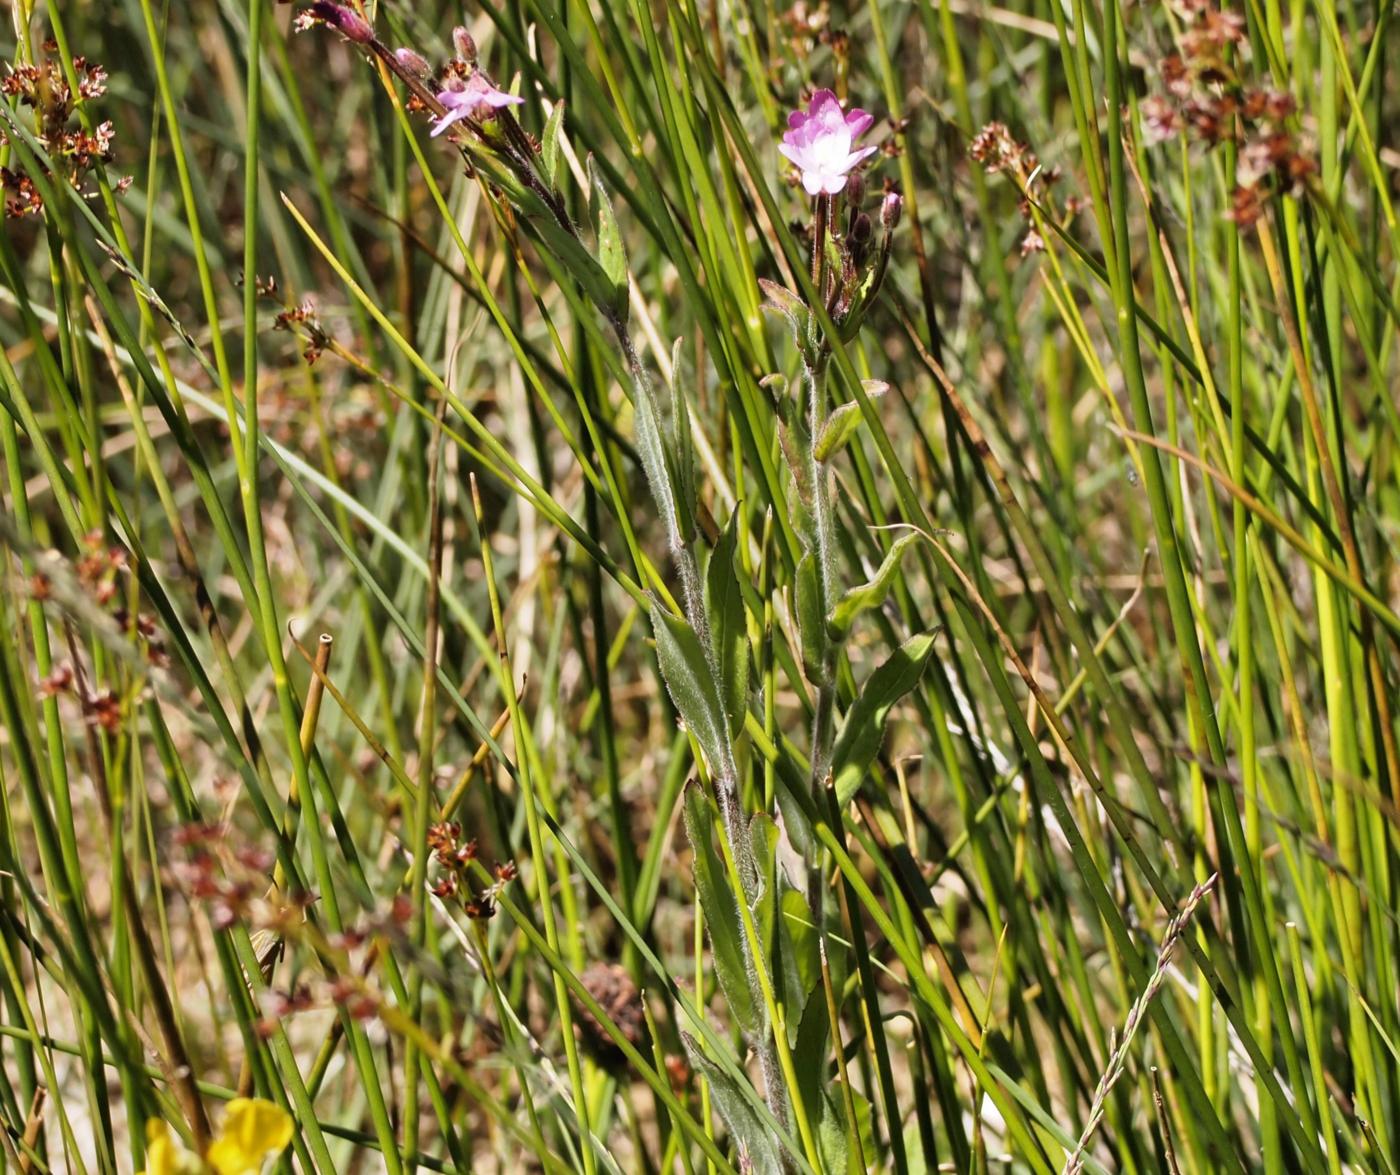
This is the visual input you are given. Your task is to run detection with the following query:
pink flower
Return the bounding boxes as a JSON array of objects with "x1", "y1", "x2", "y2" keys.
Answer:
[
  {"x1": 779, "y1": 90, "x2": 877, "y2": 196},
  {"x1": 431, "y1": 72, "x2": 523, "y2": 137}
]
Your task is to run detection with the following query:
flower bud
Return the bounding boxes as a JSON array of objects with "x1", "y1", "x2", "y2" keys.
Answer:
[
  {"x1": 310, "y1": 2, "x2": 373, "y2": 44},
  {"x1": 881, "y1": 190, "x2": 903, "y2": 231},
  {"x1": 394, "y1": 47, "x2": 432, "y2": 81},
  {"x1": 452, "y1": 26, "x2": 478, "y2": 64},
  {"x1": 844, "y1": 171, "x2": 866, "y2": 209},
  {"x1": 848, "y1": 211, "x2": 873, "y2": 266}
]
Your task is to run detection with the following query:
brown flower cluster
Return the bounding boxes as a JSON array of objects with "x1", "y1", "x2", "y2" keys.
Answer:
[
  {"x1": 257, "y1": 962, "x2": 380, "y2": 1035},
  {"x1": 257, "y1": 984, "x2": 318, "y2": 1035},
  {"x1": 265, "y1": 281, "x2": 332, "y2": 366},
  {"x1": 1, "y1": 167, "x2": 42, "y2": 219},
  {"x1": 74, "y1": 529, "x2": 126, "y2": 606},
  {"x1": 969, "y1": 121, "x2": 1032, "y2": 177},
  {"x1": 35, "y1": 647, "x2": 125, "y2": 732},
  {"x1": 170, "y1": 820, "x2": 445, "y2": 1032},
  {"x1": 0, "y1": 47, "x2": 128, "y2": 219},
  {"x1": 779, "y1": 1, "x2": 832, "y2": 55},
  {"x1": 968, "y1": 121, "x2": 1070, "y2": 257},
  {"x1": 1143, "y1": 2, "x2": 1313, "y2": 228},
  {"x1": 170, "y1": 823, "x2": 300, "y2": 933},
  {"x1": 427, "y1": 820, "x2": 515, "y2": 920},
  {"x1": 74, "y1": 529, "x2": 169, "y2": 668},
  {"x1": 32, "y1": 532, "x2": 168, "y2": 731}
]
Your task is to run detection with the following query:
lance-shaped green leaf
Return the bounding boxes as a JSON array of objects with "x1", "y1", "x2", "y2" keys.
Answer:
[
  {"x1": 587, "y1": 154, "x2": 628, "y2": 319},
  {"x1": 750, "y1": 814, "x2": 822, "y2": 1046},
  {"x1": 705, "y1": 514, "x2": 750, "y2": 738},
  {"x1": 651, "y1": 604, "x2": 726, "y2": 775},
  {"x1": 517, "y1": 189, "x2": 620, "y2": 322},
  {"x1": 683, "y1": 1034, "x2": 785, "y2": 1175},
  {"x1": 778, "y1": 417, "x2": 813, "y2": 507},
  {"x1": 814, "y1": 381, "x2": 887, "y2": 462},
  {"x1": 634, "y1": 388, "x2": 683, "y2": 552},
  {"x1": 758, "y1": 277, "x2": 808, "y2": 334},
  {"x1": 668, "y1": 337, "x2": 698, "y2": 542},
  {"x1": 682, "y1": 785, "x2": 758, "y2": 1036},
  {"x1": 814, "y1": 401, "x2": 862, "y2": 463},
  {"x1": 759, "y1": 277, "x2": 819, "y2": 361},
  {"x1": 831, "y1": 630, "x2": 939, "y2": 806},
  {"x1": 791, "y1": 993, "x2": 856, "y2": 1175},
  {"x1": 540, "y1": 100, "x2": 565, "y2": 188},
  {"x1": 793, "y1": 553, "x2": 827, "y2": 685},
  {"x1": 826, "y1": 532, "x2": 920, "y2": 639}
]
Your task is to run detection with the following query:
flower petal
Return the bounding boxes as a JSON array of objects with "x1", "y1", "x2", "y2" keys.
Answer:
[
  {"x1": 430, "y1": 106, "x2": 471, "y2": 137},
  {"x1": 841, "y1": 145, "x2": 878, "y2": 170},
  {"x1": 843, "y1": 109, "x2": 874, "y2": 139},
  {"x1": 811, "y1": 100, "x2": 847, "y2": 138},
  {"x1": 139, "y1": 1120, "x2": 194, "y2": 1175},
  {"x1": 465, "y1": 72, "x2": 524, "y2": 108},
  {"x1": 777, "y1": 141, "x2": 808, "y2": 167},
  {"x1": 207, "y1": 1099, "x2": 294, "y2": 1175}
]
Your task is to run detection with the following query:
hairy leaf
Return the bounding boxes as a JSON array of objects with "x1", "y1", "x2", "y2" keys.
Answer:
[
  {"x1": 827, "y1": 533, "x2": 920, "y2": 638},
  {"x1": 669, "y1": 337, "x2": 698, "y2": 542},
  {"x1": 815, "y1": 381, "x2": 888, "y2": 462},
  {"x1": 683, "y1": 784, "x2": 757, "y2": 1035},
  {"x1": 587, "y1": 154, "x2": 628, "y2": 318},
  {"x1": 794, "y1": 553, "x2": 826, "y2": 685},
  {"x1": 651, "y1": 604, "x2": 726, "y2": 775},
  {"x1": 540, "y1": 101, "x2": 565, "y2": 188},
  {"x1": 683, "y1": 1035, "x2": 785, "y2": 1175},
  {"x1": 634, "y1": 391, "x2": 682, "y2": 551},
  {"x1": 705, "y1": 515, "x2": 750, "y2": 738},
  {"x1": 831, "y1": 630, "x2": 939, "y2": 806}
]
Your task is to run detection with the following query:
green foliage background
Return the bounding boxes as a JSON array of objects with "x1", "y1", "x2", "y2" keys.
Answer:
[{"x1": 1, "y1": 0, "x2": 1398, "y2": 1171}]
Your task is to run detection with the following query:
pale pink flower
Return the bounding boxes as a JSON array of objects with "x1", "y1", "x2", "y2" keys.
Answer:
[
  {"x1": 431, "y1": 72, "x2": 523, "y2": 137},
  {"x1": 779, "y1": 89, "x2": 877, "y2": 196}
]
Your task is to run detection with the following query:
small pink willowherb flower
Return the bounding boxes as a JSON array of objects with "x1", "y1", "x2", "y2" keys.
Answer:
[
  {"x1": 779, "y1": 89, "x2": 877, "y2": 196},
  {"x1": 431, "y1": 72, "x2": 524, "y2": 137}
]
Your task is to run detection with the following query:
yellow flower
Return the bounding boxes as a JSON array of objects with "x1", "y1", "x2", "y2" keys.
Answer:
[
  {"x1": 206, "y1": 1099, "x2": 294, "y2": 1175},
  {"x1": 137, "y1": 1120, "x2": 203, "y2": 1175},
  {"x1": 137, "y1": 1100, "x2": 292, "y2": 1175}
]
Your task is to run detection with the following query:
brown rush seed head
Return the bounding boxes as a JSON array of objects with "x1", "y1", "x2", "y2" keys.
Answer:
[
  {"x1": 39, "y1": 665, "x2": 73, "y2": 697},
  {"x1": 1141, "y1": 95, "x2": 1180, "y2": 145},
  {"x1": 571, "y1": 962, "x2": 645, "y2": 1068},
  {"x1": 463, "y1": 895, "x2": 495, "y2": 920},
  {"x1": 426, "y1": 820, "x2": 461, "y2": 855}
]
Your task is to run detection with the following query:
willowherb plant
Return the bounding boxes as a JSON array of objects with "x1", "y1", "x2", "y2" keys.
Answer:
[{"x1": 302, "y1": 8, "x2": 938, "y2": 1167}]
